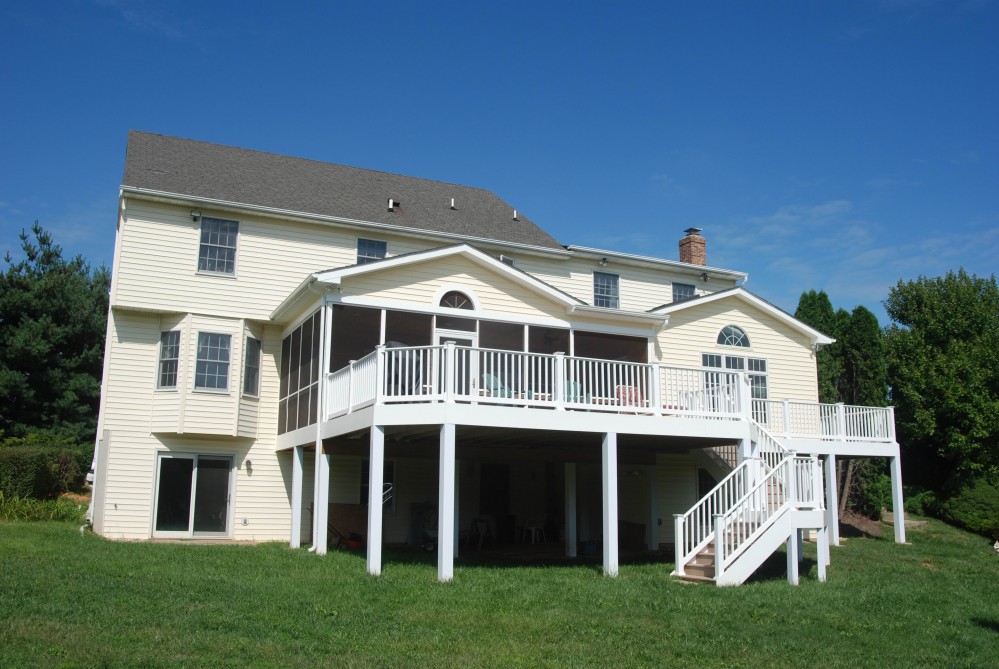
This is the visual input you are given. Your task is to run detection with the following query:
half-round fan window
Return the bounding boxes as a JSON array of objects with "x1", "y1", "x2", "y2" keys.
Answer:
[
  {"x1": 440, "y1": 291, "x2": 473, "y2": 310},
  {"x1": 717, "y1": 325, "x2": 750, "y2": 347}
]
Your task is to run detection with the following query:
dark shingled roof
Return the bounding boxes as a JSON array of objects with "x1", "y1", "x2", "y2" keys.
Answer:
[{"x1": 122, "y1": 131, "x2": 564, "y2": 250}]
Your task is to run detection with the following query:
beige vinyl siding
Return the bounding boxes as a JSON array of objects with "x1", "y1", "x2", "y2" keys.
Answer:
[
  {"x1": 654, "y1": 453, "x2": 699, "y2": 545},
  {"x1": 518, "y1": 256, "x2": 738, "y2": 311},
  {"x1": 345, "y1": 255, "x2": 568, "y2": 320},
  {"x1": 656, "y1": 299, "x2": 819, "y2": 403}
]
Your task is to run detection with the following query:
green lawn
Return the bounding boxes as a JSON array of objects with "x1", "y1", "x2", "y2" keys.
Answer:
[{"x1": 1, "y1": 520, "x2": 996, "y2": 668}]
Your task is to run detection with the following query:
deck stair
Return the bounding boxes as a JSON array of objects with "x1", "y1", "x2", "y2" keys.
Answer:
[{"x1": 673, "y1": 422, "x2": 827, "y2": 586}]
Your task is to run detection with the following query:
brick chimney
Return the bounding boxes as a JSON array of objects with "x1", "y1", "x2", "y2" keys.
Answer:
[{"x1": 679, "y1": 227, "x2": 706, "y2": 265}]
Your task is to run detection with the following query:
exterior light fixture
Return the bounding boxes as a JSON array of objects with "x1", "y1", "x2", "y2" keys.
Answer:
[{"x1": 191, "y1": 210, "x2": 202, "y2": 221}]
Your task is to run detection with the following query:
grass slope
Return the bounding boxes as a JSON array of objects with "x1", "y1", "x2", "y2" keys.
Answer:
[{"x1": 0, "y1": 520, "x2": 996, "y2": 668}]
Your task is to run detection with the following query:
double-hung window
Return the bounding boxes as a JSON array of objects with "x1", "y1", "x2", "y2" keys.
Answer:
[
  {"x1": 243, "y1": 337, "x2": 261, "y2": 396},
  {"x1": 158, "y1": 331, "x2": 181, "y2": 389},
  {"x1": 356, "y1": 238, "x2": 387, "y2": 265},
  {"x1": 672, "y1": 282, "x2": 695, "y2": 303},
  {"x1": 195, "y1": 333, "x2": 231, "y2": 391},
  {"x1": 593, "y1": 271, "x2": 619, "y2": 309},
  {"x1": 198, "y1": 217, "x2": 239, "y2": 274}
]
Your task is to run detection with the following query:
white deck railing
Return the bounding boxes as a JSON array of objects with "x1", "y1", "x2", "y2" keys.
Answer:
[
  {"x1": 321, "y1": 345, "x2": 896, "y2": 448},
  {"x1": 324, "y1": 344, "x2": 749, "y2": 421},
  {"x1": 753, "y1": 399, "x2": 895, "y2": 443}
]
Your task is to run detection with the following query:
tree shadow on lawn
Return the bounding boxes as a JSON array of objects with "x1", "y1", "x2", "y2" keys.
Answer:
[
  {"x1": 971, "y1": 617, "x2": 999, "y2": 634},
  {"x1": 376, "y1": 543, "x2": 671, "y2": 573}
]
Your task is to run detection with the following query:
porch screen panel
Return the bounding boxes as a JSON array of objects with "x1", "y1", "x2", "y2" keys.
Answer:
[
  {"x1": 385, "y1": 310, "x2": 432, "y2": 346},
  {"x1": 330, "y1": 305, "x2": 381, "y2": 372},
  {"x1": 573, "y1": 330, "x2": 647, "y2": 363},
  {"x1": 528, "y1": 326, "x2": 569, "y2": 354},
  {"x1": 278, "y1": 309, "x2": 321, "y2": 434}
]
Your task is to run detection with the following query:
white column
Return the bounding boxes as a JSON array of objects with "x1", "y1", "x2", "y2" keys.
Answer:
[
  {"x1": 825, "y1": 454, "x2": 840, "y2": 546},
  {"x1": 564, "y1": 463, "x2": 577, "y2": 558},
  {"x1": 890, "y1": 456, "x2": 906, "y2": 544},
  {"x1": 438, "y1": 423, "x2": 456, "y2": 581},
  {"x1": 645, "y1": 465, "x2": 659, "y2": 552},
  {"x1": 315, "y1": 446, "x2": 330, "y2": 555},
  {"x1": 797, "y1": 527, "x2": 804, "y2": 563},
  {"x1": 454, "y1": 459, "x2": 460, "y2": 558},
  {"x1": 366, "y1": 426, "x2": 385, "y2": 576},
  {"x1": 290, "y1": 446, "x2": 303, "y2": 548},
  {"x1": 786, "y1": 531, "x2": 799, "y2": 586},
  {"x1": 816, "y1": 526, "x2": 828, "y2": 582},
  {"x1": 601, "y1": 433, "x2": 619, "y2": 577}
]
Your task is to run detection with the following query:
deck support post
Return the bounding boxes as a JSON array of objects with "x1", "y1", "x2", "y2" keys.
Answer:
[
  {"x1": 645, "y1": 465, "x2": 659, "y2": 552},
  {"x1": 601, "y1": 432, "x2": 619, "y2": 577},
  {"x1": 366, "y1": 426, "x2": 385, "y2": 576},
  {"x1": 786, "y1": 529, "x2": 800, "y2": 585},
  {"x1": 564, "y1": 463, "x2": 577, "y2": 557},
  {"x1": 315, "y1": 445, "x2": 330, "y2": 555},
  {"x1": 890, "y1": 455, "x2": 906, "y2": 544},
  {"x1": 437, "y1": 423, "x2": 456, "y2": 581},
  {"x1": 454, "y1": 460, "x2": 460, "y2": 558},
  {"x1": 816, "y1": 526, "x2": 828, "y2": 581},
  {"x1": 824, "y1": 454, "x2": 840, "y2": 546},
  {"x1": 290, "y1": 445, "x2": 303, "y2": 548}
]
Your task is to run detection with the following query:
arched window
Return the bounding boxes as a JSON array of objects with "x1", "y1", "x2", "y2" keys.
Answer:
[
  {"x1": 440, "y1": 291, "x2": 473, "y2": 310},
  {"x1": 718, "y1": 325, "x2": 750, "y2": 347}
]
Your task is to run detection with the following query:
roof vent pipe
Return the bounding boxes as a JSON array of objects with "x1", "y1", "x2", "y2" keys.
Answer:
[
  {"x1": 388, "y1": 198, "x2": 395, "y2": 212},
  {"x1": 513, "y1": 209, "x2": 518, "y2": 220},
  {"x1": 450, "y1": 198, "x2": 456, "y2": 210}
]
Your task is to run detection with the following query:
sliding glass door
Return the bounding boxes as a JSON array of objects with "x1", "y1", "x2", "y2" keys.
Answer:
[{"x1": 153, "y1": 453, "x2": 233, "y2": 538}]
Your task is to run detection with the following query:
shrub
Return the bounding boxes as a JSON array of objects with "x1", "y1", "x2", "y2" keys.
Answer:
[
  {"x1": 0, "y1": 491, "x2": 88, "y2": 523},
  {"x1": 848, "y1": 458, "x2": 893, "y2": 518},
  {"x1": 903, "y1": 486, "x2": 939, "y2": 516},
  {"x1": 939, "y1": 476, "x2": 999, "y2": 540},
  {"x1": 0, "y1": 434, "x2": 92, "y2": 499}
]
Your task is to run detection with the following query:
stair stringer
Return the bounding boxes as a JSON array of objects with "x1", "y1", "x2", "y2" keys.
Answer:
[{"x1": 716, "y1": 507, "x2": 825, "y2": 586}]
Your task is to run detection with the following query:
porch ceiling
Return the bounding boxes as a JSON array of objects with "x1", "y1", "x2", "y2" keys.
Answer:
[{"x1": 322, "y1": 423, "x2": 736, "y2": 463}]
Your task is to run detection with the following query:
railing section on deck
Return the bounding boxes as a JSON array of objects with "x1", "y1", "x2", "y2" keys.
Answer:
[
  {"x1": 754, "y1": 399, "x2": 895, "y2": 443},
  {"x1": 324, "y1": 345, "x2": 749, "y2": 421}
]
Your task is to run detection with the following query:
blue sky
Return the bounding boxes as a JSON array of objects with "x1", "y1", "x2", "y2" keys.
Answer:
[{"x1": 2, "y1": 1, "x2": 996, "y2": 323}]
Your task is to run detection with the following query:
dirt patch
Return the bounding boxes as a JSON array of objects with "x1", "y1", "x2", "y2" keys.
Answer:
[
  {"x1": 58, "y1": 492, "x2": 91, "y2": 504},
  {"x1": 840, "y1": 511, "x2": 884, "y2": 538}
]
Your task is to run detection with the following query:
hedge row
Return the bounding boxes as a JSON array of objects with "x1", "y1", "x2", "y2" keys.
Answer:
[{"x1": 0, "y1": 435, "x2": 92, "y2": 499}]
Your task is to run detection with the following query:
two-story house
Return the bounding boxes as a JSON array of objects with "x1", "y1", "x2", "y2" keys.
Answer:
[{"x1": 89, "y1": 131, "x2": 905, "y2": 585}]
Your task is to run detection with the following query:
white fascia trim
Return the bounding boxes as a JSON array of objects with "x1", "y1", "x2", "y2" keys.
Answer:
[
  {"x1": 315, "y1": 244, "x2": 585, "y2": 308},
  {"x1": 270, "y1": 276, "x2": 320, "y2": 323},
  {"x1": 568, "y1": 305, "x2": 668, "y2": 331},
  {"x1": 121, "y1": 186, "x2": 572, "y2": 260},
  {"x1": 335, "y1": 295, "x2": 573, "y2": 328},
  {"x1": 653, "y1": 288, "x2": 834, "y2": 346},
  {"x1": 567, "y1": 245, "x2": 747, "y2": 280}
]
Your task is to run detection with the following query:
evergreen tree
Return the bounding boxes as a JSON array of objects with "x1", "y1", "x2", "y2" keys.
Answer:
[
  {"x1": 0, "y1": 222, "x2": 110, "y2": 442},
  {"x1": 794, "y1": 290, "x2": 843, "y2": 403},
  {"x1": 841, "y1": 305, "x2": 887, "y2": 407}
]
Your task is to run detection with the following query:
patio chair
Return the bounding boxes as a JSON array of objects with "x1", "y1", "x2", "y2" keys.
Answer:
[
  {"x1": 481, "y1": 373, "x2": 521, "y2": 399},
  {"x1": 522, "y1": 514, "x2": 548, "y2": 544},
  {"x1": 615, "y1": 385, "x2": 644, "y2": 413}
]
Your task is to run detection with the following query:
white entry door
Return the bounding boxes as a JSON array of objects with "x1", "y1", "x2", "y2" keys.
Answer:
[
  {"x1": 436, "y1": 331, "x2": 477, "y2": 397},
  {"x1": 153, "y1": 453, "x2": 233, "y2": 538}
]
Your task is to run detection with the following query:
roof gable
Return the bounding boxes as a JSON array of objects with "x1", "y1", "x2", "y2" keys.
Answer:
[
  {"x1": 650, "y1": 288, "x2": 834, "y2": 346},
  {"x1": 122, "y1": 131, "x2": 564, "y2": 251}
]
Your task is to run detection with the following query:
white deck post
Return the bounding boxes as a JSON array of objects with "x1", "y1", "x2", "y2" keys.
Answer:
[
  {"x1": 601, "y1": 432, "x2": 619, "y2": 577},
  {"x1": 315, "y1": 446, "x2": 329, "y2": 555},
  {"x1": 564, "y1": 462, "x2": 577, "y2": 557},
  {"x1": 649, "y1": 364, "x2": 662, "y2": 416},
  {"x1": 786, "y1": 531, "x2": 800, "y2": 585},
  {"x1": 438, "y1": 423, "x2": 456, "y2": 581},
  {"x1": 290, "y1": 445, "x2": 303, "y2": 548},
  {"x1": 366, "y1": 426, "x2": 385, "y2": 576},
  {"x1": 825, "y1": 454, "x2": 840, "y2": 546},
  {"x1": 816, "y1": 526, "x2": 828, "y2": 581},
  {"x1": 444, "y1": 341, "x2": 456, "y2": 404},
  {"x1": 645, "y1": 465, "x2": 659, "y2": 551},
  {"x1": 554, "y1": 352, "x2": 565, "y2": 410},
  {"x1": 890, "y1": 456, "x2": 906, "y2": 544},
  {"x1": 454, "y1": 459, "x2": 460, "y2": 558}
]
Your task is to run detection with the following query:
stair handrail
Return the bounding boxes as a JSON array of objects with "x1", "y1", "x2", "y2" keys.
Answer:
[
  {"x1": 751, "y1": 421, "x2": 788, "y2": 470},
  {"x1": 674, "y1": 459, "x2": 753, "y2": 576},
  {"x1": 714, "y1": 454, "x2": 822, "y2": 577}
]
